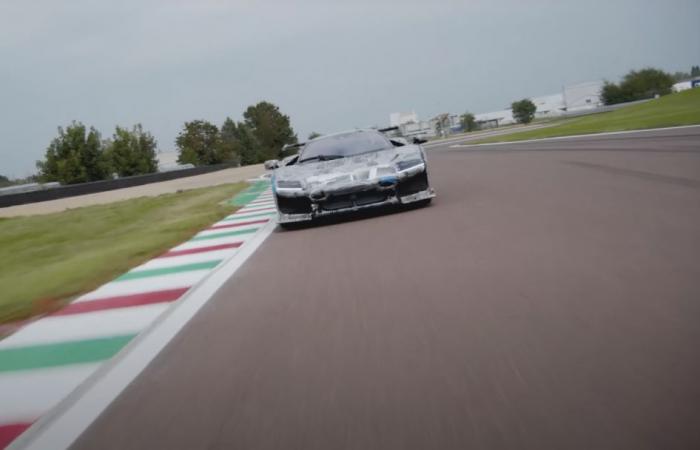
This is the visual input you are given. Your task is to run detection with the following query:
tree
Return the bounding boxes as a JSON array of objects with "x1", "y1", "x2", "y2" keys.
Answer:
[
  {"x1": 176, "y1": 120, "x2": 223, "y2": 166},
  {"x1": 236, "y1": 122, "x2": 263, "y2": 166},
  {"x1": 106, "y1": 124, "x2": 158, "y2": 177},
  {"x1": 511, "y1": 99, "x2": 537, "y2": 124},
  {"x1": 0, "y1": 175, "x2": 11, "y2": 187},
  {"x1": 308, "y1": 131, "x2": 322, "y2": 140},
  {"x1": 242, "y1": 101, "x2": 297, "y2": 161},
  {"x1": 460, "y1": 113, "x2": 477, "y2": 132},
  {"x1": 601, "y1": 67, "x2": 674, "y2": 105},
  {"x1": 36, "y1": 121, "x2": 109, "y2": 184},
  {"x1": 600, "y1": 81, "x2": 627, "y2": 105},
  {"x1": 691, "y1": 65, "x2": 700, "y2": 77},
  {"x1": 219, "y1": 118, "x2": 241, "y2": 165}
]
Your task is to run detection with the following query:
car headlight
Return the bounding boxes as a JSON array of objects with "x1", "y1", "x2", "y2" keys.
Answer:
[
  {"x1": 276, "y1": 180, "x2": 303, "y2": 189},
  {"x1": 396, "y1": 159, "x2": 425, "y2": 172}
]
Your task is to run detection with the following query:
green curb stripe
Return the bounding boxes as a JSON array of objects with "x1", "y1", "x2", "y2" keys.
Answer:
[
  {"x1": 229, "y1": 181, "x2": 270, "y2": 206},
  {"x1": 0, "y1": 335, "x2": 135, "y2": 372},
  {"x1": 190, "y1": 227, "x2": 259, "y2": 242},
  {"x1": 223, "y1": 211, "x2": 275, "y2": 221},
  {"x1": 116, "y1": 260, "x2": 223, "y2": 281}
]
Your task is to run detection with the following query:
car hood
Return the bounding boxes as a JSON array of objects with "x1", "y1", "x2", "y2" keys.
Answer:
[{"x1": 275, "y1": 145, "x2": 424, "y2": 193}]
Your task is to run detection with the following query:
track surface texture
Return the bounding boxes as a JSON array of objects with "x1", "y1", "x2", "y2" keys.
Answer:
[{"x1": 71, "y1": 128, "x2": 700, "y2": 450}]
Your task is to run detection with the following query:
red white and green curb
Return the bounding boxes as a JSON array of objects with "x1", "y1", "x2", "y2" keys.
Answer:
[{"x1": 0, "y1": 181, "x2": 276, "y2": 449}]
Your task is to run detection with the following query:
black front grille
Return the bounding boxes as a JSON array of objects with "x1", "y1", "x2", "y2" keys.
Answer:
[
  {"x1": 397, "y1": 171, "x2": 429, "y2": 196},
  {"x1": 276, "y1": 195, "x2": 312, "y2": 214},
  {"x1": 321, "y1": 190, "x2": 388, "y2": 211}
]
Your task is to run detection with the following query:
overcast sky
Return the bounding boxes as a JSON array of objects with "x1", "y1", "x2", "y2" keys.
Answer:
[{"x1": 1, "y1": 0, "x2": 698, "y2": 177}]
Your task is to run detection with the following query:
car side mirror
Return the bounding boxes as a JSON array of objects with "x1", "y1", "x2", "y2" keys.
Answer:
[{"x1": 412, "y1": 137, "x2": 427, "y2": 144}]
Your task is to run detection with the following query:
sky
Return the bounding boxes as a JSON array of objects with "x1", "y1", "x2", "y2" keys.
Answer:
[{"x1": 1, "y1": 0, "x2": 698, "y2": 177}]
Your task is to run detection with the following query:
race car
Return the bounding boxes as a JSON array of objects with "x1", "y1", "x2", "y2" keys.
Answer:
[{"x1": 272, "y1": 129, "x2": 435, "y2": 226}]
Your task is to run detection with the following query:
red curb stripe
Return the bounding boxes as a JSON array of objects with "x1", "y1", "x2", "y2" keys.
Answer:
[
  {"x1": 50, "y1": 288, "x2": 189, "y2": 317},
  {"x1": 208, "y1": 219, "x2": 269, "y2": 231},
  {"x1": 0, "y1": 422, "x2": 32, "y2": 448},
  {"x1": 160, "y1": 242, "x2": 242, "y2": 258}
]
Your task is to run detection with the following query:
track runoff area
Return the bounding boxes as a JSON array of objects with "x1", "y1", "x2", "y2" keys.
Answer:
[{"x1": 6, "y1": 126, "x2": 700, "y2": 449}]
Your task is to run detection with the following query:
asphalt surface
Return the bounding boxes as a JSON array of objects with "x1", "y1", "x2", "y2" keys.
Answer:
[{"x1": 72, "y1": 127, "x2": 700, "y2": 450}]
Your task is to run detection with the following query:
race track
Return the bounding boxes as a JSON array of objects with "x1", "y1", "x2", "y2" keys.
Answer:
[{"x1": 71, "y1": 127, "x2": 700, "y2": 450}]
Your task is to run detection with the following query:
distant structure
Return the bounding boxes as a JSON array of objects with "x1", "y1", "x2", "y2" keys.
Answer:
[
  {"x1": 389, "y1": 111, "x2": 419, "y2": 127},
  {"x1": 673, "y1": 77, "x2": 700, "y2": 92},
  {"x1": 563, "y1": 81, "x2": 604, "y2": 111},
  {"x1": 388, "y1": 80, "x2": 606, "y2": 138},
  {"x1": 474, "y1": 80, "x2": 604, "y2": 128}
]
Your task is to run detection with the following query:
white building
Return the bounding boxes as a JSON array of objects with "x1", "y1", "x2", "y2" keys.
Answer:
[
  {"x1": 673, "y1": 78, "x2": 700, "y2": 92},
  {"x1": 563, "y1": 81, "x2": 604, "y2": 111},
  {"x1": 389, "y1": 111, "x2": 419, "y2": 127}
]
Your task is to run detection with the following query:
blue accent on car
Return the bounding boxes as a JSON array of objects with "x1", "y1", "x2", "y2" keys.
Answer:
[{"x1": 378, "y1": 176, "x2": 398, "y2": 186}]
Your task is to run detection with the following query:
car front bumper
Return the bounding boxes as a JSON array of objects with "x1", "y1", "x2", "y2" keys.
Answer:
[{"x1": 276, "y1": 187, "x2": 435, "y2": 224}]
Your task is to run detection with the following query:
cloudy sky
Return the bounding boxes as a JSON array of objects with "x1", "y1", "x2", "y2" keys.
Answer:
[{"x1": 1, "y1": 0, "x2": 698, "y2": 177}]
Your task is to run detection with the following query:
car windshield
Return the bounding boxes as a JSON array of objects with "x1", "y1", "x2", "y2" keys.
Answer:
[{"x1": 299, "y1": 131, "x2": 393, "y2": 163}]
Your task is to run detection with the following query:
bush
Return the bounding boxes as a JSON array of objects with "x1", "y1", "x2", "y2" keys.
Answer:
[
  {"x1": 601, "y1": 68, "x2": 674, "y2": 105},
  {"x1": 511, "y1": 99, "x2": 537, "y2": 124}
]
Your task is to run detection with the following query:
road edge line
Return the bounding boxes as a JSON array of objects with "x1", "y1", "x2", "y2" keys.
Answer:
[
  {"x1": 10, "y1": 219, "x2": 278, "y2": 450},
  {"x1": 449, "y1": 124, "x2": 700, "y2": 148}
]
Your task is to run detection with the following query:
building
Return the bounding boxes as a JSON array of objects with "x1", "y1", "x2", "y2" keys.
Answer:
[
  {"x1": 673, "y1": 77, "x2": 700, "y2": 92},
  {"x1": 389, "y1": 111, "x2": 419, "y2": 127},
  {"x1": 563, "y1": 81, "x2": 604, "y2": 111}
]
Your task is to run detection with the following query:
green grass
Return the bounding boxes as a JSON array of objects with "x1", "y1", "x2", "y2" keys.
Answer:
[
  {"x1": 475, "y1": 88, "x2": 700, "y2": 144},
  {"x1": 0, "y1": 182, "x2": 246, "y2": 325}
]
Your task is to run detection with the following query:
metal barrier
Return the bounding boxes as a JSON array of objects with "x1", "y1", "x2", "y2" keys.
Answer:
[{"x1": 0, "y1": 163, "x2": 238, "y2": 208}]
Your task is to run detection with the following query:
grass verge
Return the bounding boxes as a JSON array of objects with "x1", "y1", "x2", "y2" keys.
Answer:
[
  {"x1": 0, "y1": 182, "x2": 246, "y2": 325},
  {"x1": 475, "y1": 88, "x2": 700, "y2": 144}
]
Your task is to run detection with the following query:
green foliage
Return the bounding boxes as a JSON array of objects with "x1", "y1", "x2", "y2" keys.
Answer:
[
  {"x1": 691, "y1": 65, "x2": 700, "y2": 77},
  {"x1": 176, "y1": 120, "x2": 226, "y2": 166},
  {"x1": 242, "y1": 101, "x2": 297, "y2": 161},
  {"x1": 218, "y1": 118, "x2": 242, "y2": 166},
  {"x1": 36, "y1": 121, "x2": 110, "y2": 184},
  {"x1": 236, "y1": 123, "x2": 263, "y2": 165},
  {"x1": 601, "y1": 68, "x2": 674, "y2": 105},
  {"x1": 511, "y1": 99, "x2": 537, "y2": 124},
  {"x1": 308, "y1": 131, "x2": 322, "y2": 140},
  {"x1": 460, "y1": 113, "x2": 477, "y2": 132},
  {"x1": 105, "y1": 124, "x2": 158, "y2": 177},
  {"x1": 0, "y1": 175, "x2": 10, "y2": 187}
]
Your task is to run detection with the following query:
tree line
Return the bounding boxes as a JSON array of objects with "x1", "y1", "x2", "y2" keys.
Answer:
[
  {"x1": 34, "y1": 101, "x2": 297, "y2": 185},
  {"x1": 176, "y1": 101, "x2": 297, "y2": 167},
  {"x1": 36, "y1": 122, "x2": 158, "y2": 184}
]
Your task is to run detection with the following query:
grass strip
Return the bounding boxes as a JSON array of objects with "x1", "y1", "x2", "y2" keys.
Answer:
[
  {"x1": 0, "y1": 182, "x2": 246, "y2": 325},
  {"x1": 475, "y1": 88, "x2": 700, "y2": 144}
]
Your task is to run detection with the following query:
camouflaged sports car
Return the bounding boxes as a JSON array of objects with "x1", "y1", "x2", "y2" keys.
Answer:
[{"x1": 272, "y1": 129, "x2": 435, "y2": 226}]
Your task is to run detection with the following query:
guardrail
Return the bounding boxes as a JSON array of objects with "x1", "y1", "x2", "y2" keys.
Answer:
[{"x1": 0, "y1": 163, "x2": 238, "y2": 208}]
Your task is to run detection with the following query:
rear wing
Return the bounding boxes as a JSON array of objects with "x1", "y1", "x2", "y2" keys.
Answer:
[
  {"x1": 282, "y1": 142, "x2": 306, "y2": 153},
  {"x1": 378, "y1": 126, "x2": 399, "y2": 133}
]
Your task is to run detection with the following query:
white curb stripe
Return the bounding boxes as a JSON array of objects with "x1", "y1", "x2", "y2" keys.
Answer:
[
  {"x1": 0, "y1": 304, "x2": 170, "y2": 350},
  {"x1": 0, "y1": 363, "x2": 100, "y2": 423},
  {"x1": 135, "y1": 249, "x2": 238, "y2": 271}
]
